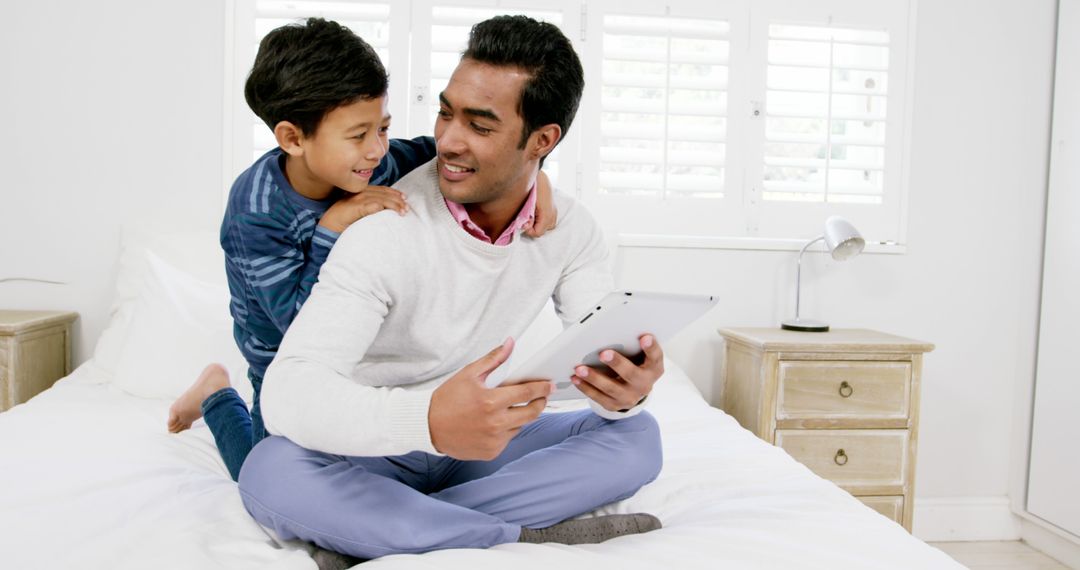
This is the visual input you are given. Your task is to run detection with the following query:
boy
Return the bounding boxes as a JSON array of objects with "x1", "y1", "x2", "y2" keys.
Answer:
[{"x1": 166, "y1": 17, "x2": 556, "y2": 482}]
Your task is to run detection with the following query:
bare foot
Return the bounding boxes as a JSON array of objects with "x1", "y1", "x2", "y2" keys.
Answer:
[{"x1": 167, "y1": 363, "x2": 231, "y2": 433}]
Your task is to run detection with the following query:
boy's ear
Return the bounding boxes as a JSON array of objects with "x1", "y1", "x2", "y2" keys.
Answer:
[
  {"x1": 528, "y1": 124, "x2": 562, "y2": 162},
  {"x1": 273, "y1": 121, "x2": 305, "y2": 156}
]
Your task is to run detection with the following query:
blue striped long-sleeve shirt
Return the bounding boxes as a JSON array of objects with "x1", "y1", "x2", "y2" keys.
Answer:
[{"x1": 222, "y1": 136, "x2": 436, "y2": 382}]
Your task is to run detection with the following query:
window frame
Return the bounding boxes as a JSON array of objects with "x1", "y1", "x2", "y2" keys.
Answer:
[
  {"x1": 577, "y1": 0, "x2": 751, "y2": 242},
  {"x1": 745, "y1": 0, "x2": 916, "y2": 247},
  {"x1": 224, "y1": 0, "x2": 916, "y2": 253}
]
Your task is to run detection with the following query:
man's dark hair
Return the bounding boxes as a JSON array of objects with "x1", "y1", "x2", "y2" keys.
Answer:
[
  {"x1": 245, "y1": 18, "x2": 388, "y2": 136},
  {"x1": 463, "y1": 15, "x2": 584, "y2": 162}
]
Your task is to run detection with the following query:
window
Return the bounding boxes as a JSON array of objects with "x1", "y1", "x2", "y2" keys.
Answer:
[
  {"x1": 763, "y1": 24, "x2": 891, "y2": 205},
  {"x1": 745, "y1": 0, "x2": 913, "y2": 244},
  {"x1": 226, "y1": 0, "x2": 915, "y2": 248},
  {"x1": 595, "y1": 14, "x2": 729, "y2": 199}
]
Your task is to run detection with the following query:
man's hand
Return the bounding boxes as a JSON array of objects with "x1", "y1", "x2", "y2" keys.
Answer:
[
  {"x1": 318, "y1": 186, "x2": 409, "y2": 233},
  {"x1": 429, "y1": 338, "x2": 553, "y2": 460},
  {"x1": 523, "y1": 170, "x2": 557, "y2": 238},
  {"x1": 572, "y1": 335, "x2": 664, "y2": 412}
]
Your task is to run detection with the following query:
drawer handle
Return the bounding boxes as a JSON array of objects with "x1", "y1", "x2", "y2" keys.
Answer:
[
  {"x1": 834, "y1": 449, "x2": 849, "y2": 466},
  {"x1": 838, "y1": 381, "x2": 854, "y2": 398}
]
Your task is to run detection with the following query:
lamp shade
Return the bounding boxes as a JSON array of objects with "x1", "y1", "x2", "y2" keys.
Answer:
[{"x1": 824, "y1": 215, "x2": 865, "y2": 261}]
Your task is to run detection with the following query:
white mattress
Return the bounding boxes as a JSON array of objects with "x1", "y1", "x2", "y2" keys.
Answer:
[{"x1": 0, "y1": 361, "x2": 960, "y2": 569}]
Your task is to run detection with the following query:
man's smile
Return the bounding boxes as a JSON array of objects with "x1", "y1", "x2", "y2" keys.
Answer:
[{"x1": 440, "y1": 160, "x2": 476, "y2": 181}]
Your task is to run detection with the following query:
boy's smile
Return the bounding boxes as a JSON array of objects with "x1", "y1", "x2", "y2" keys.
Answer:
[{"x1": 281, "y1": 95, "x2": 390, "y2": 201}]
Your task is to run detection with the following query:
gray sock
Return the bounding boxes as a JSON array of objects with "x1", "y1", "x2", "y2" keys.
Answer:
[
  {"x1": 311, "y1": 545, "x2": 365, "y2": 570},
  {"x1": 517, "y1": 513, "x2": 662, "y2": 545}
]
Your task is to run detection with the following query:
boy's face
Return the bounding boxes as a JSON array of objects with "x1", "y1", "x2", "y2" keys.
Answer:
[
  {"x1": 297, "y1": 95, "x2": 390, "y2": 195},
  {"x1": 435, "y1": 59, "x2": 540, "y2": 207}
]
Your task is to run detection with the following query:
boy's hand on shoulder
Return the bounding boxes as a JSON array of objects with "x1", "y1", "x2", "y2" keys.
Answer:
[
  {"x1": 524, "y1": 170, "x2": 558, "y2": 238},
  {"x1": 318, "y1": 186, "x2": 409, "y2": 233}
]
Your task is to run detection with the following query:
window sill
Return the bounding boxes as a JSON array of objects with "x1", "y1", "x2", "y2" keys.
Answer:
[{"x1": 616, "y1": 234, "x2": 907, "y2": 254}]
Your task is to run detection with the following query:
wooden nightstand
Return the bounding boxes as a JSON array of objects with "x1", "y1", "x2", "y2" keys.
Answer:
[
  {"x1": 718, "y1": 327, "x2": 934, "y2": 531},
  {"x1": 0, "y1": 310, "x2": 78, "y2": 411}
]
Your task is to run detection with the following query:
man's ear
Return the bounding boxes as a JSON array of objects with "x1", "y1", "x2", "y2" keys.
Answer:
[
  {"x1": 529, "y1": 124, "x2": 562, "y2": 161},
  {"x1": 273, "y1": 121, "x2": 306, "y2": 157}
]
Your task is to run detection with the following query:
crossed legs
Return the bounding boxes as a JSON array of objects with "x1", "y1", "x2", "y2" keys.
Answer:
[{"x1": 238, "y1": 410, "x2": 662, "y2": 559}]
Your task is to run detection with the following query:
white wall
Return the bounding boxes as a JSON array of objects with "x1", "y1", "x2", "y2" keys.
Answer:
[
  {"x1": 0, "y1": 1, "x2": 226, "y2": 361},
  {"x1": 0, "y1": 0, "x2": 1057, "y2": 533},
  {"x1": 616, "y1": 0, "x2": 1055, "y2": 512}
]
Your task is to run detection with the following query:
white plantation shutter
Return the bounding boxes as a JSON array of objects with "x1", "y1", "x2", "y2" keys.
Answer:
[
  {"x1": 597, "y1": 14, "x2": 730, "y2": 198},
  {"x1": 578, "y1": 0, "x2": 749, "y2": 238},
  {"x1": 763, "y1": 24, "x2": 890, "y2": 204},
  {"x1": 228, "y1": 0, "x2": 915, "y2": 247},
  {"x1": 747, "y1": 0, "x2": 913, "y2": 243}
]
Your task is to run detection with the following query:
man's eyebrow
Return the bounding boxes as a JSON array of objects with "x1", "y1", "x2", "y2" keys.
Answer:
[{"x1": 438, "y1": 92, "x2": 501, "y2": 123}]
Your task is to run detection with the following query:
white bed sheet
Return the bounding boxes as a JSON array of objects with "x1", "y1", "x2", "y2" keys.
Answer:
[{"x1": 0, "y1": 360, "x2": 960, "y2": 570}]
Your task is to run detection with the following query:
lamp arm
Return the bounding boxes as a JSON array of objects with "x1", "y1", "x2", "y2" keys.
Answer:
[{"x1": 793, "y1": 235, "x2": 825, "y2": 321}]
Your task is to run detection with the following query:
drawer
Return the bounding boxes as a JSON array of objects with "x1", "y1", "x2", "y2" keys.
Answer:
[
  {"x1": 777, "y1": 361, "x2": 911, "y2": 423},
  {"x1": 858, "y1": 495, "x2": 904, "y2": 525},
  {"x1": 775, "y1": 429, "x2": 908, "y2": 494}
]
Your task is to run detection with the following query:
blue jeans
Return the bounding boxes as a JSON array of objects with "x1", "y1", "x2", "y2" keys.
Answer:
[
  {"x1": 202, "y1": 372, "x2": 266, "y2": 481},
  {"x1": 237, "y1": 410, "x2": 663, "y2": 559}
]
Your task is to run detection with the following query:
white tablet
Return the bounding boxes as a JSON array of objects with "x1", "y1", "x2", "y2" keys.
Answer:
[{"x1": 486, "y1": 291, "x2": 718, "y2": 400}]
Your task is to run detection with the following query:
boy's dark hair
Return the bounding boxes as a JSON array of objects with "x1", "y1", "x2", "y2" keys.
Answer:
[
  {"x1": 245, "y1": 18, "x2": 388, "y2": 136},
  {"x1": 463, "y1": 15, "x2": 584, "y2": 161}
]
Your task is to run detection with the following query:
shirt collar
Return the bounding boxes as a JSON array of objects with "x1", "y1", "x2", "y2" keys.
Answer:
[{"x1": 445, "y1": 184, "x2": 537, "y2": 246}]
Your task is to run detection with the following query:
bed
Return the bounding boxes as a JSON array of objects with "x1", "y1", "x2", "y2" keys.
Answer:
[{"x1": 0, "y1": 230, "x2": 961, "y2": 569}]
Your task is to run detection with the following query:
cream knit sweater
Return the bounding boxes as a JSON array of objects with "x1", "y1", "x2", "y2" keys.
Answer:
[{"x1": 260, "y1": 160, "x2": 637, "y2": 457}]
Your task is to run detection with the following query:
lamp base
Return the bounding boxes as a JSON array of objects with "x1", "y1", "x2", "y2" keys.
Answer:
[{"x1": 781, "y1": 318, "x2": 830, "y2": 332}]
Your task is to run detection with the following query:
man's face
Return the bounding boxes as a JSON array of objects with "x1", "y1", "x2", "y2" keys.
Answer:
[
  {"x1": 300, "y1": 95, "x2": 390, "y2": 194},
  {"x1": 434, "y1": 59, "x2": 537, "y2": 205}
]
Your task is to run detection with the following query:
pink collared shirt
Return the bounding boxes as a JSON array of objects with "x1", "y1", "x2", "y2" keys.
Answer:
[{"x1": 445, "y1": 185, "x2": 537, "y2": 246}]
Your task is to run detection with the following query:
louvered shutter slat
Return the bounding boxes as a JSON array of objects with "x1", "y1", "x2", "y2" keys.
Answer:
[
  {"x1": 599, "y1": 12, "x2": 728, "y2": 198},
  {"x1": 763, "y1": 23, "x2": 890, "y2": 205}
]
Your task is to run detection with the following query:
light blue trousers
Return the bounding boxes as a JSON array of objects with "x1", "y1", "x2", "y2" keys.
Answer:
[{"x1": 237, "y1": 410, "x2": 662, "y2": 559}]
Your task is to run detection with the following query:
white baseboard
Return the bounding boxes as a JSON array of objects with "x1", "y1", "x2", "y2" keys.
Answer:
[
  {"x1": 1019, "y1": 516, "x2": 1080, "y2": 568},
  {"x1": 912, "y1": 497, "x2": 1021, "y2": 542}
]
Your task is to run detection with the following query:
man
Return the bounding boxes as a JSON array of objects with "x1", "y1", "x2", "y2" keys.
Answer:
[{"x1": 238, "y1": 15, "x2": 666, "y2": 562}]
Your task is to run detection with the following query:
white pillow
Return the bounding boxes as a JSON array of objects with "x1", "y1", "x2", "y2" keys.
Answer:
[
  {"x1": 91, "y1": 227, "x2": 227, "y2": 378},
  {"x1": 109, "y1": 248, "x2": 250, "y2": 401}
]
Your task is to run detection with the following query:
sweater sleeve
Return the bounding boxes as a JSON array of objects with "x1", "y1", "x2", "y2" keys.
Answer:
[
  {"x1": 370, "y1": 136, "x2": 437, "y2": 187},
  {"x1": 226, "y1": 212, "x2": 339, "y2": 335},
  {"x1": 259, "y1": 216, "x2": 440, "y2": 457}
]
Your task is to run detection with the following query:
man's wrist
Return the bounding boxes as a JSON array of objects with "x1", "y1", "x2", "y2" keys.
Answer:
[{"x1": 617, "y1": 394, "x2": 648, "y2": 413}]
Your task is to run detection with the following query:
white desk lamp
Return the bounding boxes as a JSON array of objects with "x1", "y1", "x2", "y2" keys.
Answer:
[{"x1": 781, "y1": 215, "x2": 865, "y2": 332}]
